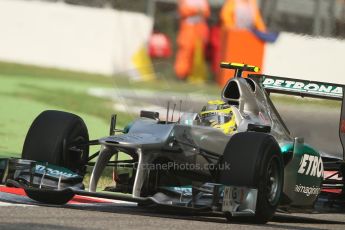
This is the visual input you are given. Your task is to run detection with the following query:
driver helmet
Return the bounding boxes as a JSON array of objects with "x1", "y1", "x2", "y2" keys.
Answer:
[{"x1": 199, "y1": 100, "x2": 237, "y2": 135}]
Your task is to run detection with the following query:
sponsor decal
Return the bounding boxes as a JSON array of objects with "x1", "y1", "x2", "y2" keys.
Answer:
[
  {"x1": 341, "y1": 120, "x2": 345, "y2": 134},
  {"x1": 222, "y1": 187, "x2": 242, "y2": 212},
  {"x1": 298, "y1": 154, "x2": 324, "y2": 178},
  {"x1": 294, "y1": 184, "x2": 321, "y2": 197},
  {"x1": 222, "y1": 186, "x2": 257, "y2": 212},
  {"x1": 262, "y1": 78, "x2": 343, "y2": 98},
  {"x1": 35, "y1": 165, "x2": 78, "y2": 178}
]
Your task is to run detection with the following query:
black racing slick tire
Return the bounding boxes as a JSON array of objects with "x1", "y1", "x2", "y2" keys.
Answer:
[
  {"x1": 219, "y1": 132, "x2": 284, "y2": 224},
  {"x1": 22, "y1": 110, "x2": 89, "y2": 175}
]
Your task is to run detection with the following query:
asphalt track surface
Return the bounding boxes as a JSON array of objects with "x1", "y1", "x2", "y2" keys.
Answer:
[
  {"x1": 1, "y1": 104, "x2": 344, "y2": 229},
  {"x1": 1, "y1": 203, "x2": 345, "y2": 230}
]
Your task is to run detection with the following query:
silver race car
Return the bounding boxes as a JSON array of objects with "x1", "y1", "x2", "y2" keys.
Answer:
[{"x1": 1, "y1": 62, "x2": 344, "y2": 224}]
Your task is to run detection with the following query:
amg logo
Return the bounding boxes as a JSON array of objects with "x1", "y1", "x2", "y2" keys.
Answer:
[
  {"x1": 262, "y1": 78, "x2": 343, "y2": 96},
  {"x1": 298, "y1": 154, "x2": 324, "y2": 178}
]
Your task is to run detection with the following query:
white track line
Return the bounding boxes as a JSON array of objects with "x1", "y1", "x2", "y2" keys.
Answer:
[{"x1": 0, "y1": 201, "x2": 35, "y2": 207}]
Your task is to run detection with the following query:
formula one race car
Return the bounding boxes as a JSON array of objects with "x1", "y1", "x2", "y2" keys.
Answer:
[{"x1": 1, "y1": 62, "x2": 345, "y2": 224}]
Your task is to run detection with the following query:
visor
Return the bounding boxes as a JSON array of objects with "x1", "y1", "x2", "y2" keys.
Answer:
[{"x1": 200, "y1": 113, "x2": 232, "y2": 126}]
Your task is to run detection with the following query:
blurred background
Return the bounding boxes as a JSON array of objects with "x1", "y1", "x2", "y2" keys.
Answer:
[
  {"x1": 20, "y1": 0, "x2": 345, "y2": 37},
  {"x1": 0, "y1": 0, "x2": 344, "y2": 158}
]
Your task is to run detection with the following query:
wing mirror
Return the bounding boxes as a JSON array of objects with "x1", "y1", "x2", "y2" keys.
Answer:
[
  {"x1": 247, "y1": 123, "x2": 271, "y2": 133},
  {"x1": 140, "y1": 111, "x2": 159, "y2": 121}
]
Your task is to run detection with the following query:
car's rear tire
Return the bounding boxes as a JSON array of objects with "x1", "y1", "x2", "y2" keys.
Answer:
[
  {"x1": 22, "y1": 110, "x2": 89, "y2": 175},
  {"x1": 219, "y1": 132, "x2": 284, "y2": 224}
]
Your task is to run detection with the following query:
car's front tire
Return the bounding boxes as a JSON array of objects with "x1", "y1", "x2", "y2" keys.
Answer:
[
  {"x1": 22, "y1": 110, "x2": 89, "y2": 175},
  {"x1": 219, "y1": 132, "x2": 284, "y2": 224}
]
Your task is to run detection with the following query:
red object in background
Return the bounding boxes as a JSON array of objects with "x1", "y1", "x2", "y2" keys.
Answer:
[
  {"x1": 207, "y1": 24, "x2": 221, "y2": 75},
  {"x1": 148, "y1": 32, "x2": 172, "y2": 59}
]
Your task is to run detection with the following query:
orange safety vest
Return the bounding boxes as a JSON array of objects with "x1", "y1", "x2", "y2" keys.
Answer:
[
  {"x1": 220, "y1": 0, "x2": 266, "y2": 32},
  {"x1": 174, "y1": 0, "x2": 210, "y2": 79},
  {"x1": 177, "y1": 0, "x2": 210, "y2": 46}
]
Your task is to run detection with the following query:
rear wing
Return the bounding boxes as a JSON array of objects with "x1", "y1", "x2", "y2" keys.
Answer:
[
  {"x1": 249, "y1": 74, "x2": 345, "y2": 160},
  {"x1": 249, "y1": 74, "x2": 343, "y2": 100}
]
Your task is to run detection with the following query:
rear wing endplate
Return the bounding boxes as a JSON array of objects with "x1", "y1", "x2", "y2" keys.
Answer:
[{"x1": 249, "y1": 74, "x2": 345, "y2": 160}]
